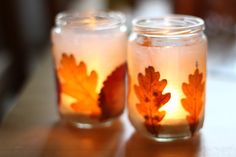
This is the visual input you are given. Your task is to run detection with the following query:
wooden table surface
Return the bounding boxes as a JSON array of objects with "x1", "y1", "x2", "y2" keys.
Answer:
[{"x1": 0, "y1": 53, "x2": 236, "y2": 157}]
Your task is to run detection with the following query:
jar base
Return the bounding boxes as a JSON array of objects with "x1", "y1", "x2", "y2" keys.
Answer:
[
  {"x1": 60, "y1": 113, "x2": 116, "y2": 129},
  {"x1": 148, "y1": 134, "x2": 192, "y2": 142},
  {"x1": 67, "y1": 120, "x2": 113, "y2": 129}
]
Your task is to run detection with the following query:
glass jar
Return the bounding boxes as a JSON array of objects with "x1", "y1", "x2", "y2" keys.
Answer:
[
  {"x1": 51, "y1": 12, "x2": 127, "y2": 128},
  {"x1": 128, "y1": 15, "x2": 207, "y2": 141}
]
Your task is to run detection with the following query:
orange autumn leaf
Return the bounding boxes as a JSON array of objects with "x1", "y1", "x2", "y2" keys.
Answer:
[
  {"x1": 58, "y1": 53, "x2": 101, "y2": 117},
  {"x1": 134, "y1": 66, "x2": 171, "y2": 136},
  {"x1": 181, "y1": 68, "x2": 205, "y2": 134},
  {"x1": 98, "y1": 63, "x2": 126, "y2": 121}
]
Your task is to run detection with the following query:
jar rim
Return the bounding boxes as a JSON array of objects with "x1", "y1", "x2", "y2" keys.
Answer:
[
  {"x1": 56, "y1": 11, "x2": 126, "y2": 31},
  {"x1": 132, "y1": 15, "x2": 205, "y2": 36}
]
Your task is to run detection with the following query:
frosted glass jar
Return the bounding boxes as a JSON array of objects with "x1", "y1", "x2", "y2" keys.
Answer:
[
  {"x1": 128, "y1": 15, "x2": 207, "y2": 141},
  {"x1": 51, "y1": 12, "x2": 127, "y2": 128}
]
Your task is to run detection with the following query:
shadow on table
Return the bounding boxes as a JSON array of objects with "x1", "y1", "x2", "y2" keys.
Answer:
[
  {"x1": 40, "y1": 120, "x2": 123, "y2": 157},
  {"x1": 125, "y1": 132, "x2": 203, "y2": 157}
]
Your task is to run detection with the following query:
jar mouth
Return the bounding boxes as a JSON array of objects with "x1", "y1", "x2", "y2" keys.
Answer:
[
  {"x1": 56, "y1": 11, "x2": 126, "y2": 31},
  {"x1": 133, "y1": 15, "x2": 205, "y2": 36}
]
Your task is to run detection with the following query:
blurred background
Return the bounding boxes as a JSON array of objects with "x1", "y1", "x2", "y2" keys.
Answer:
[{"x1": 0, "y1": 0, "x2": 236, "y2": 121}]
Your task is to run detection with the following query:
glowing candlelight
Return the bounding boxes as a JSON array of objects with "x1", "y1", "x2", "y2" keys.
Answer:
[{"x1": 160, "y1": 86, "x2": 185, "y2": 118}]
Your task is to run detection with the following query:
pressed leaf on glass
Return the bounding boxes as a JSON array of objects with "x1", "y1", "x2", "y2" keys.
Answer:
[
  {"x1": 181, "y1": 67, "x2": 205, "y2": 134},
  {"x1": 98, "y1": 63, "x2": 126, "y2": 121},
  {"x1": 58, "y1": 53, "x2": 101, "y2": 117},
  {"x1": 134, "y1": 66, "x2": 171, "y2": 136}
]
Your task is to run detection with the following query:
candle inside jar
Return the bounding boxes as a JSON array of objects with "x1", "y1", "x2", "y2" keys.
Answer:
[
  {"x1": 128, "y1": 31, "x2": 206, "y2": 138},
  {"x1": 52, "y1": 12, "x2": 127, "y2": 126}
]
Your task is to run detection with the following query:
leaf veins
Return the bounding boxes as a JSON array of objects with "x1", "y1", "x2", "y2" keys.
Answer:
[
  {"x1": 58, "y1": 53, "x2": 101, "y2": 117},
  {"x1": 134, "y1": 66, "x2": 171, "y2": 136},
  {"x1": 181, "y1": 68, "x2": 205, "y2": 134}
]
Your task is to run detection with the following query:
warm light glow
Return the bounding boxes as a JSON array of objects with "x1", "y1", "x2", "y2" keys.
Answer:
[{"x1": 160, "y1": 86, "x2": 186, "y2": 119}]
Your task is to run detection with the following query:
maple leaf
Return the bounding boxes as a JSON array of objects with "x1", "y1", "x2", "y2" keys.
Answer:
[
  {"x1": 58, "y1": 53, "x2": 101, "y2": 117},
  {"x1": 134, "y1": 66, "x2": 171, "y2": 136},
  {"x1": 98, "y1": 63, "x2": 126, "y2": 121},
  {"x1": 181, "y1": 68, "x2": 205, "y2": 134}
]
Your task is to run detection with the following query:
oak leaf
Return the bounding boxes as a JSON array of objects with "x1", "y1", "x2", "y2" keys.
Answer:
[
  {"x1": 181, "y1": 68, "x2": 205, "y2": 134},
  {"x1": 134, "y1": 66, "x2": 171, "y2": 136},
  {"x1": 58, "y1": 53, "x2": 101, "y2": 117},
  {"x1": 98, "y1": 63, "x2": 126, "y2": 121}
]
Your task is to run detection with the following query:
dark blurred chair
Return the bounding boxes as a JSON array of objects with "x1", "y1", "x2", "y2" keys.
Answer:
[{"x1": 0, "y1": 0, "x2": 71, "y2": 122}]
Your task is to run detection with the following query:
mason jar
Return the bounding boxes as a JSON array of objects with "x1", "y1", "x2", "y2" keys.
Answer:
[
  {"x1": 51, "y1": 11, "x2": 127, "y2": 128},
  {"x1": 128, "y1": 15, "x2": 207, "y2": 141}
]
